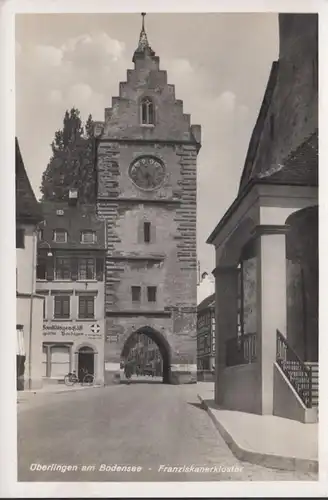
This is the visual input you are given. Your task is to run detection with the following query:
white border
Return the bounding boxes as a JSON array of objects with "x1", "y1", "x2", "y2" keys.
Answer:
[{"x1": 1, "y1": 0, "x2": 327, "y2": 497}]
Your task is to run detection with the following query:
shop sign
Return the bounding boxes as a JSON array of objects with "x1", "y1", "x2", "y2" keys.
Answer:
[{"x1": 43, "y1": 323, "x2": 102, "y2": 339}]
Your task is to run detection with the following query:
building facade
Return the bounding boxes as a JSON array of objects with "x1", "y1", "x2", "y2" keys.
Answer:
[
  {"x1": 94, "y1": 15, "x2": 201, "y2": 384},
  {"x1": 208, "y1": 14, "x2": 318, "y2": 423},
  {"x1": 197, "y1": 294, "x2": 215, "y2": 376},
  {"x1": 16, "y1": 138, "x2": 44, "y2": 390},
  {"x1": 127, "y1": 333, "x2": 163, "y2": 376},
  {"x1": 36, "y1": 195, "x2": 106, "y2": 385}
]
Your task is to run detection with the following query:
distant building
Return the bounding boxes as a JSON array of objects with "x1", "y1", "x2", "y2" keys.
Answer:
[
  {"x1": 197, "y1": 294, "x2": 215, "y2": 379},
  {"x1": 36, "y1": 193, "x2": 106, "y2": 385},
  {"x1": 197, "y1": 272, "x2": 215, "y2": 305},
  {"x1": 127, "y1": 333, "x2": 163, "y2": 375},
  {"x1": 16, "y1": 138, "x2": 44, "y2": 390}
]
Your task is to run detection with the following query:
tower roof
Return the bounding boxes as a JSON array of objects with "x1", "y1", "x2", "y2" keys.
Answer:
[{"x1": 132, "y1": 13, "x2": 155, "y2": 62}]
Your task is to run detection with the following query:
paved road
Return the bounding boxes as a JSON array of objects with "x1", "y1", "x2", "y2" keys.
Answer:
[{"x1": 18, "y1": 384, "x2": 316, "y2": 482}]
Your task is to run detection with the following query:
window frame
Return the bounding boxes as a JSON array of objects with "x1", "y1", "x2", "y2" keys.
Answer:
[
  {"x1": 78, "y1": 257, "x2": 96, "y2": 280},
  {"x1": 55, "y1": 256, "x2": 71, "y2": 281},
  {"x1": 81, "y1": 231, "x2": 97, "y2": 244},
  {"x1": 53, "y1": 229, "x2": 68, "y2": 243},
  {"x1": 147, "y1": 286, "x2": 157, "y2": 303},
  {"x1": 144, "y1": 222, "x2": 151, "y2": 243},
  {"x1": 131, "y1": 286, "x2": 141, "y2": 303},
  {"x1": 141, "y1": 97, "x2": 155, "y2": 125},
  {"x1": 78, "y1": 295, "x2": 95, "y2": 319},
  {"x1": 53, "y1": 295, "x2": 70, "y2": 319}
]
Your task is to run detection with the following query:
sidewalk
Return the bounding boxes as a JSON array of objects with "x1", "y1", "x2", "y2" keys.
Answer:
[
  {"x1": 17, "y1": 383, "x2": 103, "y2": 402},
  {"x1": 197, "y1": 382, "x2": 318, "y2": 473}
]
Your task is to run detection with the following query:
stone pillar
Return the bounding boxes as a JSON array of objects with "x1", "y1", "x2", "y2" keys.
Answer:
[
  {"x1": 213, "y1": 266, "x2": 239, "y2": 405},
  {"x1": 255, "y1": 225, "x2": 288, "y2": 414}
]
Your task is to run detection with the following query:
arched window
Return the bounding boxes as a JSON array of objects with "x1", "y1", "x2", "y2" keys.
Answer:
[{"x1": 141, "y1": 97, "x2": 154, "y2": 125}]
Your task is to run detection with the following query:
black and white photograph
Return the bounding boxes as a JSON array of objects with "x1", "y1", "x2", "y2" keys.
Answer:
[{"x1": 0, "y1": 0, "x2": 326, "y2": 497}]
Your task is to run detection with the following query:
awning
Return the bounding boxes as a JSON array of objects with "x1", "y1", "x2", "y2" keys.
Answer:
[{"x1": 17, "y1": 326, "x2": 25, "y2": 356}]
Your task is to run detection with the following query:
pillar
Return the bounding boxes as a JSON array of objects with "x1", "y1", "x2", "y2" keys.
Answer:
[
  {"x1": 255, "y1": 225, "x2": 288, "y2": 414},
  {"x1": 213, "y1": 266, "x2": 239, "y2": 405}
]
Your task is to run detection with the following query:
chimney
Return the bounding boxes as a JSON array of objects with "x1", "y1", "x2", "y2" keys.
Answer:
[{"x1": 68, "y1": 188, "x2": 78, "y2": 206}]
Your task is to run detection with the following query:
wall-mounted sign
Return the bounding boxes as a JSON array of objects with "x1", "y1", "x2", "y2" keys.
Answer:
[{"x1": 43, "y1": 322, "x2": 103, "y2": 340}]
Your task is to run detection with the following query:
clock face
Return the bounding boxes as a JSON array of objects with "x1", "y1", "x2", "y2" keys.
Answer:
[{"x1": 129, "y1": 156, "x2": 165, "y2": 190}]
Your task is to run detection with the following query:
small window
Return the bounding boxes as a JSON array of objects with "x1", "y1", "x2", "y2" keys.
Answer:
[
  {"x1": 16, "y1": 228, "x2": 25, "y2": 249},
  {"x1": 131, "y1": 286, "x2": 141, "y2": 302},
  {"x1": 53, "y1": 229, "x2": 67, "y2": 243},
  {"x1": 144, "y1": 222, "x2": 151, "y2": 243},
  {"x1": 38, "y1": 229, "x2": 43, "y2": 241},
  {"x1": 141, "y1": 97, "x2": 154, "y2": 125},
  {"x1": 43, "y1": 298, "x2": 46, "y2": 319},
  {"x1": 54, "y1": 295, "x2": 70, "y2": 319},
  {"x1": 147, "y1": 286, "x2": 157, "y2": 302},
  {"x1": 78, "y1": 258, "x2": 95, "y2": 280},
  {"x1": 78, "y1": 295, "x2": 95, "y2": 319},
  {"x1": 55, "y1": 257, "x2": 71, "y2": 280},
  {"x1": 81, "y1": 231, "x2": 97, "y2": 244}
]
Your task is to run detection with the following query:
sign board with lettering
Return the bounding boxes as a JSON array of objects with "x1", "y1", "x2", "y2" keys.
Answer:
[{"x1": 43, "y1": 322, "x2": 103, "y2": 341}]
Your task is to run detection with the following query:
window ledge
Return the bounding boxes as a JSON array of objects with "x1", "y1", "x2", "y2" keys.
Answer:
[
  {"x1": 51, "y1": 318, "x2": 73, "y2": 322},
  {"x1": 76, "y1": 280, "x2": 98, "y2": 283},
  {"x1": 140, "y1": 124, "x2": 155, "y2": 128},
  {"x1": 77, "y1": 318, "x2": 96, "y2": 322}
]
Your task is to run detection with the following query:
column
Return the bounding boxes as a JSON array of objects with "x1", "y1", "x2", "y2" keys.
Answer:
[
  {"x1": 213, "y1": 266, "x2": 239, "y2": 405},
  {"x1": 255, "y1": 226, "x2": 288, "y2": 414}
]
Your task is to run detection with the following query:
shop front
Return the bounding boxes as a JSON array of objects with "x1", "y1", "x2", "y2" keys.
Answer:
[{"x1": 42, "y1": 321, "x2": 104, "y2": 385}]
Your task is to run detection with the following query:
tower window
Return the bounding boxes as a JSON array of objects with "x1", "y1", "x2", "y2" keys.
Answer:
[
  {"x1": 131, "y1": 286, "x2": 141, "y2": 302},
  {"x1": 141, "y1": 97, "x2": 154, "y2": 125},
  {"x1": 144, "y1": 222, "x2": 151, "y2": 243},
  {"x1": 147, "y1": 286, "x2": 157, "y2": 302}
]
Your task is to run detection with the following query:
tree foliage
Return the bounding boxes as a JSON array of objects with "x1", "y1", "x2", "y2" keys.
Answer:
[{"x1": 40, "y1": 108, "x2": 96, "y2": 204}]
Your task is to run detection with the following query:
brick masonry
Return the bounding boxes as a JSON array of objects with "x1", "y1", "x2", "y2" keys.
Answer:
[{"x1": 95, "y1": 40, "x2": 201, "y2": 383}]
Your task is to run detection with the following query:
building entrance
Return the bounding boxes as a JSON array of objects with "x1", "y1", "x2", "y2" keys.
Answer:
[{"x1": 78, "y1": 346, "x2": 95, "y2": 381}]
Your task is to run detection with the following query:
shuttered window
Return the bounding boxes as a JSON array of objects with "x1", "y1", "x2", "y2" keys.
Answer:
[
  {"x1": 78, "y1": 295, "x2": 95, "y2": 319},
  {"x1": 54, "y1": 295, "x2": 70, "y2": 319}
]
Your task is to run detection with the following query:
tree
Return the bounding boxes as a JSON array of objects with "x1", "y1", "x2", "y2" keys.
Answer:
[{"x1": 40, "y1": 108, "x2": 96, "y2": 204}]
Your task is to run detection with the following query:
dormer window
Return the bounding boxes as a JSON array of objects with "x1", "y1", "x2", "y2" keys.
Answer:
[
  {"x1": 53, "y1": 229, "x2": 67, "y2": 243},
  {"x1": 81, "y1": 231, "x2": 97, "y2": 244},
  {"x1": 141, "y1": 97, "x2": 154, "y2": 125}
]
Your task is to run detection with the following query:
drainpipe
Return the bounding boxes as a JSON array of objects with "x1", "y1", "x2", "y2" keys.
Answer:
[{"x1": 28, "y1": 228, "x2": 37, "y2": 390}]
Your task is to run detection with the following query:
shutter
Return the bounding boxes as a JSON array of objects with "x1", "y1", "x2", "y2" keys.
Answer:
[
  {"x1": 46, "y1": 256, "x2": 54, "y2": 281},
  {"x1": 71, "y1": 257, "x2": 78, "y2": 281},
  {"x1": 96, "y1": 258, "x2": 104, "y2": 281}
]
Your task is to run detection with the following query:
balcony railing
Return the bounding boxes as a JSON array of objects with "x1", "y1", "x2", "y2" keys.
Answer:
[
  {"x1": 226, "y1": 332, "x2": 257, "y2": 367},
  {"x1": 276, "y1": 330, "x2": 313, "y2": 408}
]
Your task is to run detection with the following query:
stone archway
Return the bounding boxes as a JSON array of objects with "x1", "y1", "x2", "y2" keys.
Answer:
[{"x1": 121, "y1": 326, "x2": 172, "y2": 384}]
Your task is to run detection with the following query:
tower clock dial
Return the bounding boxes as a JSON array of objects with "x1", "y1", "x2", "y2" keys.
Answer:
[{"x1": 129, "y1": 156, "x2": 166, "y2": 190}]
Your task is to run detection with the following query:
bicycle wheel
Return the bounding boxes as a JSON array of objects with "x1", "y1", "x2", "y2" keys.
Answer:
[
  {"x1": 82, "y1": 373, "x2": 94, "y2": 386},
  {"x1": 64, "y1": 374, "x2": 75, "y2": 386}
]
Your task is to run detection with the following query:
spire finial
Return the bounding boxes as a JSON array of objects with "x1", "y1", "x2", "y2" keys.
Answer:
[{"x1": 133, "y1": 12, "x2": 155, "y2": 62}]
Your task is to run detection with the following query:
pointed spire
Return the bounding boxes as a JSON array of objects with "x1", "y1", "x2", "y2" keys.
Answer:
[{"x1": 133, "y1": 12, "x2": 155, "y2": 62}]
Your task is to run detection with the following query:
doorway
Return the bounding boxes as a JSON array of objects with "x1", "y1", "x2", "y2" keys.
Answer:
[{"x1": 78, "y1": 346, "x2": 95, "y2": 381}]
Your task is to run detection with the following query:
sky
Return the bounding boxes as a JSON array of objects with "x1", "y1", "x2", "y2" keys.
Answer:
[{"x1": 15, "y1": 13, "x2": 278, "y2": 277}]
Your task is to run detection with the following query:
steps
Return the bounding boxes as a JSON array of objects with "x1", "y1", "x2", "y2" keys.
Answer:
[{"x1": 305, "y1": 362, "x2": 318, "y2": 407}]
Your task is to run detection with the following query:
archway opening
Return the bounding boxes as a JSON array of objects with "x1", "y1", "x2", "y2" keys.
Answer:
[
  {"x1": 78, "y1": 346, "x2": 95, "y2": 381},
  {"x1": 121, "y1": 327, "x2": 171, "y2": 384}
]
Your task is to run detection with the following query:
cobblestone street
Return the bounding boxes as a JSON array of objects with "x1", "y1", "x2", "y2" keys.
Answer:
[{"x1": 18, "y1": 384, "x2": 317, "y2": 482}]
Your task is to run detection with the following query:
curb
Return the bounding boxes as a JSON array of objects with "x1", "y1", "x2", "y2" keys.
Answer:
[
  {"x1": 18, "y1": 385, "x2": 104, "y2": 400},
  {"x1": 197, "y1": 394, "x2": 318, "y2": 474}
]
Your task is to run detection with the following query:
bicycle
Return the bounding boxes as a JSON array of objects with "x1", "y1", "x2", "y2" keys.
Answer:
[{"x1": 64, "y1": 369, "x2": 95, "y2": 387}]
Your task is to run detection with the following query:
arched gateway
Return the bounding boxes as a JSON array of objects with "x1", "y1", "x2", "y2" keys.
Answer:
[{"x1": 121, "y1": 326, "x2": 171, "y2": 384}]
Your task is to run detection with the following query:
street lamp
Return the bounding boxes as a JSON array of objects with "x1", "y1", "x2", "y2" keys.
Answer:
[{"x1": 28, "y1": 221, "x2": 52, "y2": 390}]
